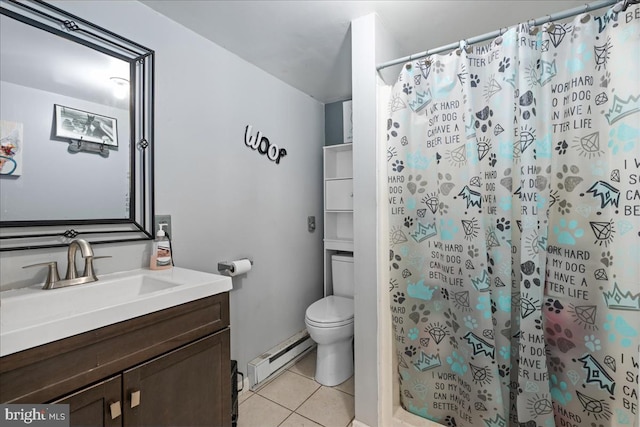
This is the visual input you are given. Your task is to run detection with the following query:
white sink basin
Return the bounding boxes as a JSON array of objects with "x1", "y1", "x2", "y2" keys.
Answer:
[{"x1": 0, "y1": 267, "x2": 232, "y2": 357}]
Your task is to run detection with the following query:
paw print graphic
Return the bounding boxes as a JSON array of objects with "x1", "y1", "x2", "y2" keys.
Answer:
[
  {"x1": 600, "y1": 251, "x2": 613, "y2": 267},
  {"x1": 556, "y1": 164, "x2": 583, "y2": 192},
  {"x1": 550, "y1": 374, "x2": 572, "y2": 405},
  {"x1": 498, "y1": 363, "x2": 510, "y2": 378},
  {"x1": 498, "y1": 57, "x2": 510, "y2": 72},
  {"x1": 534, "y1": 318, "x2": 542, "y2": 330},
  {"x1": 392, "y1": 160, "x2": 404, "y2": 172},
  {"x1": 477, "y1": 389, "x2": 493, "y2": 402},
  {"x1": 444, "y1": 309, "x2": 460, "y2": 333},
  {"x1": 387, "y1": 119, "x2": 400, "y2": 141},
  {"x1": 409, "y1": 303, "x2": 430, "y2": 324},
  {"x1": 545, "y1": 323, "x2": 576, "y2": 353},
  {"x1": 444, "y1": 415, "x2": 458, "y2": 427},
  {"x1": 519, "y1": 90, "x2": 536, "y2": 120},
  {"x1": 464, "y1": 315, "x2": 478, "y2": 329},
  {"x1": 557, "y1": 199, "x2": 572, "y2": 215},
  {"x1": 407, "y1": 327, "x2": 419, "y2": 341},
  {"x1": 467, "y1": 244, "x2": 479, "y2": 259},
  {"x1": 555, "y1": 140, "x2": 568, "y2": 155},
  {"x1": 407, "y1": 174, "x2": 428, "y2": 195},
  {"x1": 584, "y1": 334, "x2": 602, "y2": 351},
  {"x1": 404, "y1": 345, "x2": 417, "y2": 357},
  {"x1": 489, "y1": 152, "x2": 497, "y2": 167},
  {"x1": 445, "y1": 351, "x2": 468, "y2": 376},
  {"x1": 404, "y1": 217, "x2": 414, "y2": 228},
  {"x1": 390, "y1": 250, "x2": 402, "y2": 270},
  {"x1": 553, "y1": 218, "x2": 584, "y2": 245},
  {"x1": 433, "y1": 60, "x2": 444, "y2": 73},
  {"x1": 548, "y1": 356, "x2": 566, "y2": 373},
  {"x1": 544, "y1": 298, "x2": 564, "y2": 314},
  {"x1": 441, "y1": 287, "x2": 450, "y2": 300},
  {"x1": 499, "y1": 346, "x2": 510, "y2": 359},
  {"x1": 393, "y1": 291, "x2": 406, "y2": 304},
  {"x1": 496, "y1": 218, "x2": 510, "y2": 232},
  {"x1": 600, "y1": 71, "x2": 611, "y2": 88},
  {"x1": 470, "y1": 73, "x2": 480, "y2": 87},
  {"x1": 474, "y1": 106, "x2": 493, "y2": 133},
  {"x1": 402, "y1": 83, "x2": 413, "y2": 95},
  {"x1": 439, "y1": 202, "x2": 449, "y2": 215}
]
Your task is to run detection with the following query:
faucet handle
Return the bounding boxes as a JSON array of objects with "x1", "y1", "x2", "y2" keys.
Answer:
[
  {"x1": 23, "y1": 262, "x2": 61, "y2": 289},
  {"x1": 82, "y1": 255, "x2": 112, "y2": 281}
]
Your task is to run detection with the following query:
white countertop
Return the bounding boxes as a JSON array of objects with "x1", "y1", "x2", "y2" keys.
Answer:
[{"x1": 0, "y1": 267, "x2": 232, "y2": 357}]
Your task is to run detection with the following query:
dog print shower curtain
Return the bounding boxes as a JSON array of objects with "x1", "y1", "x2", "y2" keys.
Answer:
[{"x1": 386, "y1": 4, "x2": 639, "y2": 427}]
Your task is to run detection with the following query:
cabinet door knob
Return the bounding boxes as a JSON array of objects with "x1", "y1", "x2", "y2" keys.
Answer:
[
  {"x1": 109, "y1": 401, "x2": 121, "y2": 419},
  {"x1": 130, "y1": 390, "x2": 141, "y2": 408}
]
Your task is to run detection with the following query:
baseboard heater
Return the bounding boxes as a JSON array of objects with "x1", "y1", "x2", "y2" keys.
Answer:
[{"x1": 248, "y1": 329, "x2": 314, "y2": 390}]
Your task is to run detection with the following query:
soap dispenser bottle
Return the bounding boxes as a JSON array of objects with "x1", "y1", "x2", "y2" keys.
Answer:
[{"x1": 150, "y1": 224, "x2": 172, "y2": 270}]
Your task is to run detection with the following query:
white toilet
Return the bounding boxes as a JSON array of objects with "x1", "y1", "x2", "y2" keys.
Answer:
[{"x1": 305, "y1": 254, "x2": 354, "y2": 386}]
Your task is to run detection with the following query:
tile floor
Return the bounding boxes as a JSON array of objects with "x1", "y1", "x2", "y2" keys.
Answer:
[{"x1": 238, "y1": 349, "x2": 354, "y2": 427}]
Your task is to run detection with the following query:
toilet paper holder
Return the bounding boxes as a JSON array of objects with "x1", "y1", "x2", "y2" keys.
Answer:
[{"x1": 217, "y1": 258, "x2": 253, "y2": 275}]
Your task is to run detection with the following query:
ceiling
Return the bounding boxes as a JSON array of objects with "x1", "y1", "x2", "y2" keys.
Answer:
[{"x1": 141, "y1": 0, "x2": 588, "y2": 104}]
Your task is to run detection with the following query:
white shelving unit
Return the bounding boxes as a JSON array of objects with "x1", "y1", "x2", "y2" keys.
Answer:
[{"x1": 323, "y1": 143, "x2": 353, "y2": 294}]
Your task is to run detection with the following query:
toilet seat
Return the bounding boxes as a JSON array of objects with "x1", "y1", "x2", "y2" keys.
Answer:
[{"x1": 305, "y1": 295, "x2": 353, "y2": 328}]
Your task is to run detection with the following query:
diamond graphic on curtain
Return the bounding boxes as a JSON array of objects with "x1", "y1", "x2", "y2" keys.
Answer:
[
  {"x1": 477, "y1": 139, "x2": 491, "y2": 161},
  {"x1": 574, "y1": 132, "x2": 602, "y2": 158},
  {"x1": 427, "y1": 323, "x2": 448, "y2": 344},
  {"x1": 462, "y1": 218, "x2": 479, "y2": 240},
  {"x1": 469, "y1": 363, "x2": 493, "y2": 386},
  {"x1": 520, "y1": 296, "x2": 538, "y2": 318},
  {"x1": 453, "y1": 291, "x2": 471, "y2": 311},
  {"x1": 493, "y1": 124, "x2": 504, "y2": 136},
  {"x1": 527, "y1": 396, "x2": 553, "y2": 416},
  {"x1": 595, "y1": 92, "x2": 608, "y2": 105},
  {"x1": 573, "y1": 305, "x2": 597, "y2": 326},
  {"x1": 594, "y1": 268, "x2": 608, "y2": 280},
  {"x1": 446, "y1": 144, "x2": 467, "y2": 167},
  {"x1": 465, "y1": 260, "x2": 475, "y2": 270},
  {"x1": 547, "y1": 25, "x2": 568, "y2": 47},
  {"x1": 590, "y1": 221, "x2": 614, "y2": 246},
  {"x1": 486, "y1": 230, "x2": 500, "y2": 248},
  {"x1": 423, "y1": 194, "x2": 439, "y2": 213},
  {"x1": 390, "y1": 227, "x2": 408, "y2": 245},
  {"x1": 519, "y1": 126, "x2": 536, "y2": 153},
  {"x1": 603, "y1": 355, "x2": 616, "y2": 372},
  {"x1": 610, "y1": 169, "x2": 620, "y2": 182},
  {"x1": 484, "y1": 76, "x2": 502, "y2": 100},
  {"x1": 576, "y1": 391, "x2": 612, "y2": 421}
]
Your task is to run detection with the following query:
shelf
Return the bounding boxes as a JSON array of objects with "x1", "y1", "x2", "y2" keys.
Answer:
[{"x1": 324, "y1": 144, "x2": 353, "y2": 180}]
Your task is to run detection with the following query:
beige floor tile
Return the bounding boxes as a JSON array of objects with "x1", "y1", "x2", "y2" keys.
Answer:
[
  {"x1": 238, "y1": 389, "x2": 254, "y2": 405},
  {"x1": 237, "y1": 394, "x2": 291, "y2": 427},
  {"x1": 332, "y1": 375, "x2": 354, "y2": 395},
  {"x1": 296, "y1": 387, "x2": 355, "y2": 427},
  {"x1": 278, "y1": 413, "x2": 323, "y2": 427},
  {"x1": 258, "y1": 370, "x2": 320, "y2": 411},
  {"x1": 287, "y1": 349, "x2": 316, "y2": 379}
]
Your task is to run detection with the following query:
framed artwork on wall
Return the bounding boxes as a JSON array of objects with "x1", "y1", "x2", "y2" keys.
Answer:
[
  {"x1": 54, "y1": 104, "x2": 118, "y2": 147},
  {"x1": 0, "y1": 120, "x2": 23, "y2": 176}
]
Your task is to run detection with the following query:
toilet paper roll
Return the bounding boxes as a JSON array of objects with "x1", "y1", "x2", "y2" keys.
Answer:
[{"x1": 228, "y1": 259, "x2": 252, "y2": 276}]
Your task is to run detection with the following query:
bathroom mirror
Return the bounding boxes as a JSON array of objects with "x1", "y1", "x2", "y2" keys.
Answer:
[{"x1": 0, "y1": 0, "x2": 154, "y2": 251}]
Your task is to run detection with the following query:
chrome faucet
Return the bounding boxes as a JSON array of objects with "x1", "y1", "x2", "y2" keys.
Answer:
[{"x1": 23, "y1": 239, "x2": 110, "y2": 289}]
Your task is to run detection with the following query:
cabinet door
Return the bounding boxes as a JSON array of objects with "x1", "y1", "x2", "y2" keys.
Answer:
[
  {"x1": 123, "y1": 329, "x2": 231, "y2": 427},
  {"x1": 53, "y1": 375, "x2": 122, "y2": 427},
  {"x1": 326, "y1": 179, "x2": 353, "y2": 210}
]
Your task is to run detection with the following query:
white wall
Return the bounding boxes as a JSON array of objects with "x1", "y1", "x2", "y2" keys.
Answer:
[{"x1": 0, "y1": 0, "x2": 325, "y2": 376}]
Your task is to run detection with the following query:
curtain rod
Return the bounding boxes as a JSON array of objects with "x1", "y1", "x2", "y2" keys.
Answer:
[{"x1": 376, "y1": 0, "x2": 622, "y2": 71}]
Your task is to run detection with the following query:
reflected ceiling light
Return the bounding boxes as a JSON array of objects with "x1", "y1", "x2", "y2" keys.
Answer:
[{"x1": 110, "y1": 77, "x2": 129, "y2": 100}]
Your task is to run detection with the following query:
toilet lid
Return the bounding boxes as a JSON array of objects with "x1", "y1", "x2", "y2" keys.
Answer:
[{"x1": 306, "y1": 295, "x2": 354, "y2": 326}]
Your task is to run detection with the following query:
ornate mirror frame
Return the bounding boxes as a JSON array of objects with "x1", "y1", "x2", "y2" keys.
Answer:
[{"x1": 0, "y1": 0, "x2": 154, "y2": 251}]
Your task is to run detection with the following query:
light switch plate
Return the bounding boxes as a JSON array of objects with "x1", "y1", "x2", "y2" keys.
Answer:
[{"x1": 308, "y1": 216, "x2": 316, "y2": 232}]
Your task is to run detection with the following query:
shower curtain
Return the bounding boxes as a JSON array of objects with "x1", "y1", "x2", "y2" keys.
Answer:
[{"x1": 386, "y1": 4, "x2": 639, "y2": 427}]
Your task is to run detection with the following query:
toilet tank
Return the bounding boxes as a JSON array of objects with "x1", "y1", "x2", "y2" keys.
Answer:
[{"x1": 331, "y1": 254, "x2": 354, "y2": 298}]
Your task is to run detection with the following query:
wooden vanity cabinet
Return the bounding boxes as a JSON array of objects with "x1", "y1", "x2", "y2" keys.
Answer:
[{"x1": 1, "y1": 293, "x2": 231, "y2": 427}]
